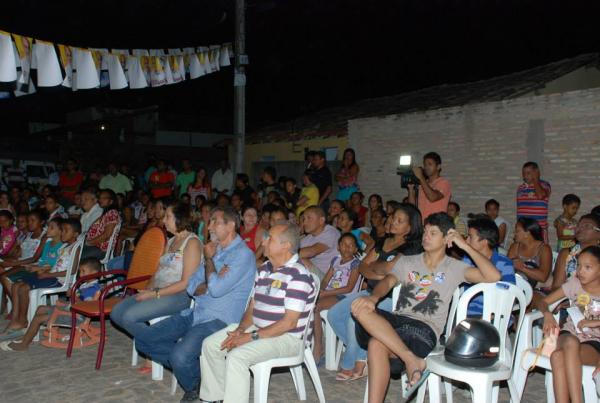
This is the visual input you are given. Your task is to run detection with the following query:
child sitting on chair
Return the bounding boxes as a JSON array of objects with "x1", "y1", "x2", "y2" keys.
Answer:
[
  {"x1": 1, "y1": 218, "x2": 82, "y2": 337},
  {"x1": 539, "y1": 245, "x2": 600, "y2": 402},
  {"x1": 0, "y1": 257, "x2": 102, "y2": 351},
  {"x1": 312, "y1": 232, "x2": 362, "y2": 362}
]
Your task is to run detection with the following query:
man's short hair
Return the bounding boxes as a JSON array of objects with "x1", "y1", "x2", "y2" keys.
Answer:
[
  {"x1": 304, "y1": 205, "x2": 326, "y2": 218},
  {"x1": 522, "y1": 161, "x2": 539, "y2": 170},
  {"x1": 273, "y1": 220, "x2": 300, "y2": 253},
  {"x1": 562, "y1": 193, "x2": 581, "y2": 206},
  {"x1": 236, "y1": 173, "x2": 249, "y2": 185},
  {"x1": 424, "y1": 212, "x2": 454, "y2": 235},
  {"x1": 485, "y1": 199, "x2": 499, "y2": 209},
  {"x1": 211, "y1": 206, "x2": 240, "y2": 231},
  {"x1": 448, "y1": 201, "x2": 460, "y2": 212},
  {"x1": 314, "y1": 151, "x2": 326, "y2": 160},
  {"x1": 423, "y1": 152, "x2": 442, "y2": 165},
  {"x1": 468, "y1": 217, "x2": 500, "y2": 249},
  {"x1": 63, "y1": 218, "x2": 82, "y2": 234}
]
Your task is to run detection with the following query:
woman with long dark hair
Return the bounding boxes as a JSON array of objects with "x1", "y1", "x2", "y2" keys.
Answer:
[
  {"x1": 507, "y1": 217, "x2": 552, "y2": 288},
  {"x1": 82, "y1": 189, "x2": 121, "y2": 260},
  {"x1": 329, "y1": 203, "x2": 424, "y2": 381},
  {"x1": 335, "y1": 148, "x2": 360, "y2": 202}
]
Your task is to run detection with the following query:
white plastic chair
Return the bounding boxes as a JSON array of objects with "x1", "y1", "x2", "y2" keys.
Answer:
[
  {"x1": 100, "y1": 222, "x2": 121, "y2": 267},
  {"x1": 362, "y1": 285, "x2": 462, "y2": 403},
  {"x1": 514, "y1": 273, "x2": 533, "y2": 310},
  {"x1": 28, "y1": 238, "x2": 84, "y2": 340},
  {"x1": 249, "y1": 272, "x2": 326, "y2": 403},
  {"x1": 418, "y1": 282, "x2": 527, "y2": 403},
  {"x1": 512, "y1": 310, "x2": 600, "y2": 403},
  {"x1": 131, "y1": 315, "x2": 169, "y2": 381}
]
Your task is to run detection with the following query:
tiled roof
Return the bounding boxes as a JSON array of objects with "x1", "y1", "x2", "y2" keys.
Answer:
[{"x1": 248, "y1": 53, "x2": 600, "y2": 144}]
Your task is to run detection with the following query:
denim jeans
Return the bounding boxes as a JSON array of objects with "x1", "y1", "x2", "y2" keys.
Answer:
[
  {"x1": 110, "y1": 291, "x2": 191, "y2": 337},
  {"x1": 134, "y1": 314, "x2": 226, "y2": 392},
  {"x1": 328, "y1": 290, "x2": 393, "y2": 370}
]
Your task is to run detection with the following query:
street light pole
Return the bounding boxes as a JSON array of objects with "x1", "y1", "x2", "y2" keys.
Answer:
[{"x1": 233, "y1": 0, "x2": 247, "y2": 176}]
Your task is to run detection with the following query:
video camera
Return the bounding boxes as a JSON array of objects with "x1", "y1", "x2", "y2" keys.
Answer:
[{"x1": 396, "y1": 155, "x2": 420, "y2": 189}]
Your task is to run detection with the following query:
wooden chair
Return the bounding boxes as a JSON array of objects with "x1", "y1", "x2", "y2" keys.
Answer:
[{"x1": 66, "y1": 227, "x2": 166, "y2": 369}]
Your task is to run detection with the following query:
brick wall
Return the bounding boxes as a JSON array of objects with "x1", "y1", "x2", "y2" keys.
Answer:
[{"x1": 348, "y1": 87, "x2": 600, "y2": 246}]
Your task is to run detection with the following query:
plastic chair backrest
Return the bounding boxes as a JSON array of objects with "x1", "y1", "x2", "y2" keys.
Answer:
[
  {"x1": 515, "y1": 273, "x2": 533, "y2": 306},
  {"x1": 454, "y1": 282, "x2": 526, "y2": 365},
  {"x1": 64, "y1": 238, "x2": 85, "y2": 288},
  {"x1": 101, "y1": 221, "x2": 122, "y2": 264},
  {"x1": 126, "y1": 227, "x2": 167, "y2": 291},
  {"x1": 302, "y1": 272, "x2": 321, "y2": 351}
]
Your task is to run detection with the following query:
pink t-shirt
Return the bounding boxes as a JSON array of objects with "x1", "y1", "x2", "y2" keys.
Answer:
[
  {"x1": 418, "y1": 177, "x2": 451, "y2": 220},
  {"x1": 561, "y1": 276, "x2": 600, "y2": 343}
]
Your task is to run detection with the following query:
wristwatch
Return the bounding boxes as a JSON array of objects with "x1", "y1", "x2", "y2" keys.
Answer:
[
  {"x1": 251, "y1": 330, "x2": 260, "y2": 341},
  {"x1": 153, "y1": 287, "x2": 161, "y2": 299}
]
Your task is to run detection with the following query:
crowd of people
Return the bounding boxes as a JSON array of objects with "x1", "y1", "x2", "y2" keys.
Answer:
[{"x1": 0, "y1": 150, "x2": 599, "y2": 403}]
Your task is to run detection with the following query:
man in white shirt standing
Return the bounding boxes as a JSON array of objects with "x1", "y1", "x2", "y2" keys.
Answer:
[
  {"x1": 80, "y1": 190, "x2": 103, "y2": 234},
  {"x1": 211, "y1": 159, "x2": 234, "y2": 196}
]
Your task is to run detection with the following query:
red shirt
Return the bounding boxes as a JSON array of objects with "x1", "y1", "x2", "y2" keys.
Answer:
[
  {"x1": 59, "y1": 172, "x2": 84, "y2": 201},
  {"x1": 149, "y1": 171, "x2": 175, "y2": 198}
]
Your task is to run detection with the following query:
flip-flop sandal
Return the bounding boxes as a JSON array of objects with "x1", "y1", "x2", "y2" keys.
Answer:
[
  {"x1": 348, "y1": 363, "x2": 369, "y2": 381},
  {"x1": 0, "y1": 341, "x2": 15, "y2": 351},
  {"x1": 0, "y1": 328, "x2": 26, "y2": 341},
  {"x1": 335, "y1": 372, "x2": 354, "y2": 381},
  {"x1": 404, "y1": 368, "x2": 431, "y2": 399}
]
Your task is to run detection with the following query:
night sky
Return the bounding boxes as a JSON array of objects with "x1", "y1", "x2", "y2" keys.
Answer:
[{"x1": 0, "y1": 0, "x2": 599, "y2": 134}]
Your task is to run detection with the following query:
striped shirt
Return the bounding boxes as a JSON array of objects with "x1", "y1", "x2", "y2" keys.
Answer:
[
  {"x1": 516, "y1": 180, "x2": 551, "y2": 230},
  {"x1": 252, "y1": 254, "x2": 316, "y2": 338}
]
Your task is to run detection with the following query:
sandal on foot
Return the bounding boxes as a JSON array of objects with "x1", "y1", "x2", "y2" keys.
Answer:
[
  {"x1": 0, "y1": 328, "x2": 25, "y2": 341},
  {"x1": 335, "y1": 371, "x2": 354, "y2": 381},
  {"x1": 404, "y1": 368, "x2": 431, "y2": 398},
  {"x1": 0, "y1": 341, "x2": 16, "y2": 351},
  {"x1": 349, "y1": 363, "x2": 368, "y2": 381},
  {"x1": 137, "y1": 366, "x2": 152, "y2": 374}
]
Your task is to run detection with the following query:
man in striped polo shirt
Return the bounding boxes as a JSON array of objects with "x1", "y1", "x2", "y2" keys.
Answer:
[
  {"x1": 516, "y1": 161, "x2": 551, "y2": 243},
  {"x1": 199, "y1": 221, "x2": 316, "y2": 403}
]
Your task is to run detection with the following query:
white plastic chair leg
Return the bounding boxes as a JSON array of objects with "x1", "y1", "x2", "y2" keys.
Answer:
[
  {"x1": 363, "y1": 379, "x2": 368, "y2": 403},
  {"x1": 583, "y1": 366, "x2": 598, "y2": 403},
  {"x1": 289, "y1": 365, "x2": 307, "y2": 400},
  {"x1": 545, "y1": 371, "x2": 555, "y2": 403},
  {"x1": 131, "y1": 343, "x2": 138, "y2": 366},
  {"x1": 303, "y1": 348, "x2": 326, "y2": 403},
  {"x1": 151, "y1": 361, "x2": 163, "y2": 381},
  {"x1": 492, "y1": 384, "x2": 500, "y2": 403},
  {"x1": 427, "y1": 373, "x2": 442, "y2": 403},
  {"x1": 252, "y1": 365, "x2": 272, "y2": 403},
  {"x1": 470, "y1": 381, "x2": 493, "y2": 403},
  {"x1": 335, "y1": 339, "x2": 344, "y2": 369},
  {"x1": 323, "y1": 315, "x2": 338, "y2": 370},
  {"x1": 170, "y1": 373, "x2": 178, "y2": 395}
]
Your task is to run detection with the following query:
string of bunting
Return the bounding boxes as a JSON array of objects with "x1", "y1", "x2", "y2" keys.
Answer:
[{"x1": 0, "y1": 29, "x2": 233, "y2": 96}]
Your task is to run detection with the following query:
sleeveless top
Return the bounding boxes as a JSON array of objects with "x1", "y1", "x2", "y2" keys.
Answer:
[
  {"x1": 241, "y1": 225, "x2": 260, "y2": 253},
  {"x1": 337, "y1": 165, "x2": 358, "y2": 188},
  {"x1": 153, "y1": 233, "x2": 199, "y2": 289},
  {"x1": 326, "y1": 255, "x2": 361, "y2": 292},
  {"x1": 518, "y1": 242, "x2": 544, "y2": 287}
]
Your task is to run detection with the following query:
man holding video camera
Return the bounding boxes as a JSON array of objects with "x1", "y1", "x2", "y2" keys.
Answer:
[{"x1": 407, "y1": 152, "x2": 451, "y2": 220}]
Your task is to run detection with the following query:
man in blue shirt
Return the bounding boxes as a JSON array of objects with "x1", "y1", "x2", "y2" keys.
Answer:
[
  {"x1": 463, "y1": 216, "x2": 516, "y2": 317},
  {"x1": 133, "y1": 206, "x2": 256, "y2": 402}
]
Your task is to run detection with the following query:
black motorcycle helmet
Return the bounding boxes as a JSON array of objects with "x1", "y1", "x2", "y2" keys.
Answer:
[{"x1": 444, "y1": 318, "x2": 501, "y2": 367}]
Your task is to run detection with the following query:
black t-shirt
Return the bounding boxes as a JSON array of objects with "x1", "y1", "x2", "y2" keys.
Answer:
[{"x1": 311, "y1": 166, "x2": 332, "y2": 200}]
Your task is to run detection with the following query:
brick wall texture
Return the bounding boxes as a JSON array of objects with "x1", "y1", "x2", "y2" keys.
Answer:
[{"x1": 348, "y1": 87, "x2": 600, "y2": 246}]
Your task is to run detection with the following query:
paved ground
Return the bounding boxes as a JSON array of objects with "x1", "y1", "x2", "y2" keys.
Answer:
[{"x1": 0, "y1": 317, "x2": 546, "y2": 403}]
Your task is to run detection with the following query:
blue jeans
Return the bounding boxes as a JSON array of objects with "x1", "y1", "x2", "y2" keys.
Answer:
[
  {"x1": 328, "y1": 290, "x2": 393, "y2": 370},
  {"x1": 110, "y1": 291, "x2": 191, "y2": 337},
  {"x1": 134, "y1": 314, "x2": 226, "y2": 392}
]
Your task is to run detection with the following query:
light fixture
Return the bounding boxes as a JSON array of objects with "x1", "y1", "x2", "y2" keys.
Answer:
[
  {"x1": 399, "y1": 155, "x2": 412, "y2": 166},
  {"x1": 100, "y1": 124, "x2": 106, "y2": 131}
]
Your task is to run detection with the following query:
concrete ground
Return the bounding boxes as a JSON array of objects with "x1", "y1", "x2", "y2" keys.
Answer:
[{"x1": 0, "y1": 317, "x2": 547, "y2": 403}]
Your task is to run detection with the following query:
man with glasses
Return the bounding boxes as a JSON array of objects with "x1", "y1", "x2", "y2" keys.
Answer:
[{"x1": 131, "y1": 206, "x2": 256, "y2": 402}]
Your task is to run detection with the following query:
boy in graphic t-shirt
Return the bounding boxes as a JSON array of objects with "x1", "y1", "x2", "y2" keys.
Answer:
[{"x1": 351, "y1": 212, "x2": 501, "y2": 402}]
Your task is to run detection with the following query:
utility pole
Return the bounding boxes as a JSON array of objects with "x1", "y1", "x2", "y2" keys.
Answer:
[{"x1": 233, "y1": 0, "x2": 247, "y2": 176}]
